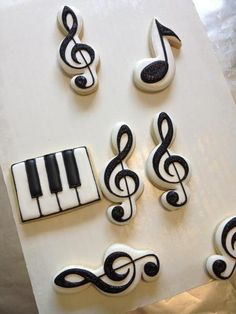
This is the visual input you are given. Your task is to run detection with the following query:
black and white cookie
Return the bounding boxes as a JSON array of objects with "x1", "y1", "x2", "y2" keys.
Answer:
[
  {"x1": 54, "y1": 243, "x2": 160, "y2": 296},
  {"x1": 11, "y1": 146, "x2": 100, "y2": 221},
  {"x1": 206, "y1": 216, "x2": 236, "y2": 280},
  {"x1": 134, "y1": 17, "x2": 181, "y2": 92},
  {"x1": 146, "y1": 112, "x2": 191, "y2": 210},
  {"x1": 57, "y1": 5, "x2": 99, "y2": 95},
  {"x1": 99, "y1": 123, "x2": 144, "y2": 225}
]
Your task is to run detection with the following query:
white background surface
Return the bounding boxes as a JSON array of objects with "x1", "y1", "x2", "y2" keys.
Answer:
[{"x1": 0, "y1": 0, "x2": 236, "y2": 313}]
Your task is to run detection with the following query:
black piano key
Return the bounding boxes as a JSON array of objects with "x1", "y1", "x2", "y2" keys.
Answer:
[
  {"x1": 62, "y1": 149, "x2": 81, "y2": 188},
  {"x1": 44, "y1": 154, "x2": 63, "y2": 193},
  {"x1": 25, "y1": 159, "x2": 43, "y2": 198}
]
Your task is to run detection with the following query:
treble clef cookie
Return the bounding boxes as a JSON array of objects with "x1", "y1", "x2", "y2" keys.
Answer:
[
  {"x1": 146, "y1": 112, "x2": 191, "y2": 210},
  {"x1": 54, "y1": 244, "x2": 160, "y2": 296},
  {"x1": 99, "y1": 123, "x2": 143, "y2": 225},
  {"x1": 57, "y1": 5, "x2": 99, "y2": 95},
  {"x1": 206, "y1": 216, "x2": 236, "y2": 280}
]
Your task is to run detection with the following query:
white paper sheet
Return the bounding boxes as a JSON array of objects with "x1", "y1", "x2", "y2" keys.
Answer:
[{"x1": 0, "y1": 0, "x2": 236, "y2": 313}]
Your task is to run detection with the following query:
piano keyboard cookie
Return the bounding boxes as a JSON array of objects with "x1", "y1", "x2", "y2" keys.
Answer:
[{"x1": 11, "y1": 146, "x2": 100, "y2": 222}]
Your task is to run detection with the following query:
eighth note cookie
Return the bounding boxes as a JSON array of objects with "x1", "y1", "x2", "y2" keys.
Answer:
[
  {"x1": 57, "y1": 5, "x2": 99, "y2": 95},
  {"x1": 206, "y1": 216, "x2": 236, "y2": 280},
  {"x1": 146, "y1": 112, "x2": 191, "y2": 210},
  {"x1": 133, "y1": 17, "x2": 181, "y2": 92},
  {"x1": 11, "y1": 146, "x2": 100, "y2": 222},
  {"x1": 54, "y1": 243, "x2": 160, "y2": 296},
  {"x1": 99, "y1": 123, "x2": 144, "y2": 225}
]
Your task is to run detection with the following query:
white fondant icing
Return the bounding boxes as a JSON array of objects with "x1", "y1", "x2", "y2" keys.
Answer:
[
  {"x1": 133, "y1": 17, "x2": 181, "y2": 92},
  {"x1": 57, "y1": 5, "x2": 99, "y2": 95},
  {"x1": 206, "y1": 216, "x2": 236, "y2": 280},
  {"x1": 54, "y1": 243, "x2": 160, "y2": 296},
  {"x1": 99, "y1": 122, "x2": 144, "y2": 225}
]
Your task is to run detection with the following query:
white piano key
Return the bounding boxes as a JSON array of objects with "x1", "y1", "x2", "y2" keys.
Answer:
[
  {"x1": 36, "y1": 157, "x2": 60, "y2": 215},
  {"x1": 55, "y1": 152, "x2": 79, "y2": 210},
  {"x1": 74, "y1": 147, "x2": 100, "y2": 204},
  {"x1": 12, "y1": 163, "x2": 40, "y2": 221}
]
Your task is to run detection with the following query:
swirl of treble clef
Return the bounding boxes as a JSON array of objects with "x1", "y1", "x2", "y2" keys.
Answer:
[
  {"x1": 57, "y1": 5, "x2": 99, "y2": 95},
  {"x1": 146, "y1": 112, "x2": 191, "y2": 210},
  {"x1": 206, "y1": 216, "x2": 236, "y2": 280},
  {"x1": 53, "y1": 244, "x2": 160, "y2": 296},
  {"x1": 99, "y1": 123, "x2": 143, "y2": 225}
]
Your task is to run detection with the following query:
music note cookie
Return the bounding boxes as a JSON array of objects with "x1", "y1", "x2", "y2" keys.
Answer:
[
  {"x1": 54, "y1": 243, "x2": 160, "y2": 296},
  {"x1": 146, "y1": 112, "x2": 191, "y2": 211},
  {"x1": 57, "y1": 5, "x2": 99, "y2": 95},
  {"x1": 133, "y1": 17, "x2": 181, "y2": 92},
  {"x1": 11, "y1": 146, "x2": 100, "y2": 222},
  {"x1": 206, "y1": 216, "x2": 236, "y2": 280},
  {"x1": 99, "y1": 123, "x2": 144, "y2": 225}
]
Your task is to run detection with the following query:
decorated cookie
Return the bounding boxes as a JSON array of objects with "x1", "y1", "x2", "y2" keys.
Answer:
[
  {"x1": 11, "y1": 146, "x2": 100, "y2": 222},
  {"x1": 206, "y1": 216, "x2": 236, "y2": 280},
  {"x1": 57, "y1": 5, "x2": 99, "y2": 95},
  {"x1": 54, "y1": 243, "x2": 160, "y2": 296},
  {"x1": 146, "y1": 112, "x2": 191, "y2": 210},
  {"x1": 133, "y1": 17, "x2": 181, "y2": 92},
  {"x1": 99, "y1": 123, "x2": 144, "y2": 225}
]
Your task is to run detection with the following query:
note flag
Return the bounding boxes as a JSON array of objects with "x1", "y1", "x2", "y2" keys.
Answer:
[{"x1": 134, "y1": 17, "x2": 181, "y2": 92}]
